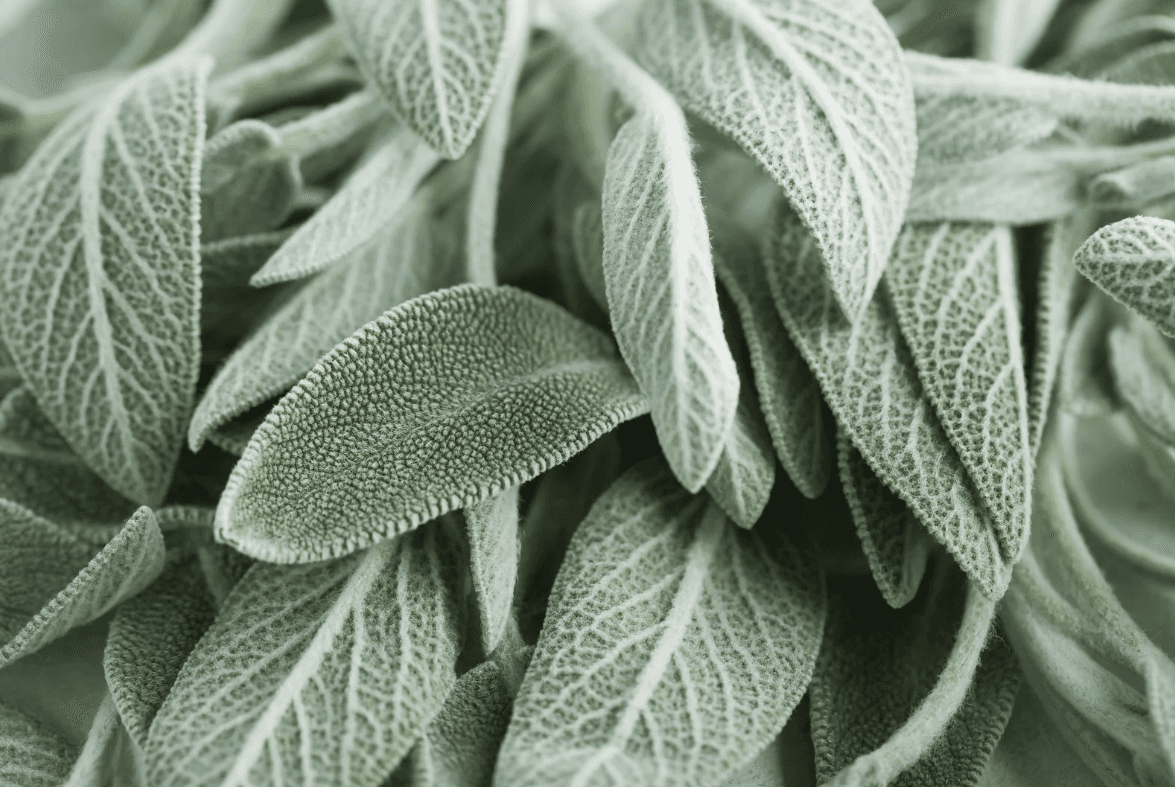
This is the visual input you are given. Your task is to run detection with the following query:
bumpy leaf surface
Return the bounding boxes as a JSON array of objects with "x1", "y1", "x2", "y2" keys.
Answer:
[
  {"x1": 0, "y1": 56, "x2": 209, "y2": 506},
  {"x1": 0, "y1": 699, "x2": 76, "y2": 786},
  {"x1": 705, "y1": 381, "x2": 776, "y2": 529},
  {"x1": 1073, "y1": 216, "x2": 1175, "y2": 339},
  {"x1": 495, "y1": 458, "x2": 826, "y2": 787},
  {"x1": 465, "y1": 487, "x2": 520, "y2": 655},
  {"x1": 216, "y1": 285, "x2": 648, "y2": 563},
  {"x1": 913, "y1": 95, "x2": 1056, "y2": 166}
]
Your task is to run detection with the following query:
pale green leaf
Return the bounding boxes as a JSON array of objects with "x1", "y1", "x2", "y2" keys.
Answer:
[
  {"x1": 189, "y1": 195, "x2": 460, "y2": 452},
  {"x1": 216, "y1": 285, "x2": 648, "y2": 563},
  {"x1": 206, "y1": 414, "x2": 264, "y2": 457},
  {"x1": 719, "y1": 738, "x2": 786, "y2": 787},
  {"x1": 570, "y1": 199, "x2": 607, "y2": 311},
  {"x1": 705, "y1": 378, "x2": 776, "y2": 529},
  {"x1": 144, "y1": 521, "x2": 463, "y2": 787},
  {"x1": 327, "y1": 0, "x2": 509, "y2": 159},
  {"x1": 1109, "y1": 314, "x2": 1175, "y2": 446},
  {"x1": 62, "y1": 693, "x2": 132, "y2": 787},
  {"x1": 765, "y1": 202, "x2": 1012, "y2": 598},
  {"x1": 549, "y1": 162, "x2": 606, "y2": 324},
  {"x1": 975, "y1": 0, "x2": 1062, "y2": 66},
  {"x1": 1073, "y1": 215, "x2": 1175, "y2": 339},
  {"x1": 885, "y1": 222, "x2": 1031, "y2": 562},
  {"x1": 0, "y1": 698, "x2": 76, "y2": 787},
  {"x1": 636, "y1": 0, "x2": 917, "y2": 319},
  {"x1": 0, "y1": 56, "x2": 210, "y2": 506},
  {"x1": 199, "y1": 119, "x2": 301, "y2": 243},
  {"x1": 1058, "y1": 293, "x2": 1119, "y2": 416},
  {"x1": 465, "y1": 487, "x2": 520, "y2": 655},
  {"x1": 913, "y1": 95, "x2": 1057, "y2": 167},
  {"x1": 0, "y1": 438, "x2": 136, "y2": 528},
  {"x1": 0, "y1": 385, "x2": 77, "y2": 463},
  {"x1": 249, "y1": 126, "x2": 440, "y2": 286},
  {"x1": 1089, "y1": 155, "x2": 1175, "y2": 207},
  {"x1": 0, "y1": 506, "x2": 164, "y2": 668},
  {"x1": 495, "y1": 458, "x2": 826, "y2": 786},
  {"x1": 195, "y1": 543, "x2": 255, "y2": 609}
]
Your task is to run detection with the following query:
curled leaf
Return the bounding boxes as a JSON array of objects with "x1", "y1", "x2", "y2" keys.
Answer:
[{"x1": 1073, "y1": 215, "x2": 1175, "y2": 339}]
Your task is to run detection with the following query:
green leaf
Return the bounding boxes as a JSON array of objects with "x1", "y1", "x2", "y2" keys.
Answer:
[
  {"x1": 886, "y1": 222, "x2": 1031, "y2": 562},
  {"x1": 198, "y1": 229, "x2": 292, "y2": 333},
  {"x1": 144, "y1": 521, "x2": 464, "y2": 787},
  {"x1": 465, "y1": 487, "x2": 520, "y2": 655},
  {"x1": 1073, "y1": 215, "x2": 1175, "y2": 339},
  {"x1": 705, "y1": 377, "x2": 776, "y2": 529},
  {"x1": 570, "y1": 199, "x2": 607, "y2": 311},
  {"x1": 0, "y1": 506, "x2": 164, "y2": 668},
  {"x1": 0, "y1": 698, "x2": 76, "y2": 786},
  {"x1": 765, "y1": 202, "x2": 1012, "y2": 598},
  {"x1": 327, "y1": 0, "x2": 509, "y2": 159},
  {"x1": 216, "y1": 285, "x2": 647, "y2": 563},
  {"x1": 0, "y1": 385, "x2": 77, "y2": 463},
  {"x1": 495, "y1": 458, "x2": 826, "y2": 786},
  {"x1": 913, "y1": 95, "x2": 1057, "y2": 167},
  {"x1": 0, "y1": 56, "x2": 210, "y2": 506},
  {"x1": 1109, "y1": 314, "x2": 1175, "y2": 446},
  {"x1": 719, "y1": 738, "x2": 786, "y2": 787},
  {"x1": 975, "y1": 0, "x2": 1062, "y2": 66},
  {"x1": 249, "y1": 126, "x2": 440, "y2": 287},
  {"x1": 189, "y1": 195, "x2": 460, "y2": 452},
  {"x1": 1089, "y1": 155, "x2": 1175, "y2": 207},
  {"x1": 810, "y1": 566, "x2": 1015, "y2": 787},
  {"x1": 1058, "y1": 294, "x2": 1119, "y2": 416},
  {"x1": 636, "y1": 0, "x2": 917, "y2": 319},
  {"x1": 62, "y1": 693, "x2": 141, "y2": 787},
  {"x1": 199, "y1": 119, "x2": 301, "y2": 242}
]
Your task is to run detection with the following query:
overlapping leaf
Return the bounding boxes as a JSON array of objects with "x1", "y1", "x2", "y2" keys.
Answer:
[
  {"x1": 1058, "y1": 294, "x2": 1119, "y2": 416},
  {"x1": 199, "y1": 119, "x2": 300, "y2": 242},
  {"x1": 0, "y1": 699, "x2": 76, "y2": 786},
  {"x1": 1108, "y1": 314, "x2": 1175, "y2": 444},
  {"x1": 1073, "y1": 216, "x2": 1175, "y2": 339},
  {"x1": 705, "y1": 380, "x2": 776, "y2": 529},
  {"x1": 913, "y1": 95, "x2": 1057, "y2": 166},
  {"x1": 0, "y1": 385, "x2": 76, "y2": 463},
  {"x1": 465, "y1": 487, "x2": 520, "y2": 655}
]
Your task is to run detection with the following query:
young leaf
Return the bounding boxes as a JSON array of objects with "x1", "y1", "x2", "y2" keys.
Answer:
[
  {"x1": 705, "y1": 379, "x2": 776, "y2": 529},
  {"x1": 249, "y1": 126, "x2": 440, "y2": 286},
  {"x1": 495, "y1": 458, "x2": 826, "y2": 786},
  {"x1": 465, "y1": 487, "x2": 520, "y2": 655},
  {"x1": 885, "y1": 222, "x2": 1031, "y2": 562},
  {"x1": 199, "y1": 119, "x2": 301, "y2": 242},
  {"x1": 189, "y1": 195, "x2": 460, "y2": 452},
  {"x1": 0, "y1": 55, "x2": 210, "y2": 506},
  {"x1": 327, "y1": 0, "x2": 509, "y2": 159},
  {"x1": 765, "y1": 202, "x2": 1012, "y2": 598},
  {"x1": 0, "y1": 506, "x2": 164, "y2": 668},
  {"x1": 144, "y1": 521, "x2": 463, "y2": 787},
  {"x1": 216, "y1": 285, "x2": 648, "y2": 563},
  {"x1": 913, "y1": 95, "x2": 1057, "y2": 166},
  {"x1": 1073, "y1": 215, "x2": 1175, "y2": 339},
  {"x1": 0, "y1": 698, "x2": 76, "y2": 786},
  {"x1": 1058, "y1": 294, "x2": 1119, "y2": 416},
  {"x1": 636, "y1": 0, "x2": 918, "y2": 319}
]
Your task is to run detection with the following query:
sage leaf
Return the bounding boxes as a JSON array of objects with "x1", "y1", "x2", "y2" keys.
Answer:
[
  {"x1": 975, "y1": 0, "x2": 1062, "y2": 66},
  {"x1": 189, "y1": 195, "x2": 460, "y2": 452},
  {"x1": 199, "y1": 119, "x2": 301, "y2": 242},
  {"x1": 0, "y1": 698, "x2": 76, "y2": 786},
  {"x1": 0, "y1": 446, "x2": 137, "y2": 527},
  {"x1": 885, "y1": 222, "x2": 1031, "y2": 562},
  {"x1": 206, "y1": 414, "x2": 264, "y2": 457},
  {"x1": 216, "y1": 285, "x2": 648, "y2": 563},
  {"x1": 1058, "y1": 294, "x2": 1119, "y2": 416},
  {"x1": 1109, "y1": 316, "x2": 1175, "y2": 445},
  {"x1": 705, "y1": 378, "x2": 776, "y2": 529},
  {"x1": 465, "y1": 486, "x2": 520, "y2": 655},
  {"x1": 914, "y1": 95, "x2": 1057, "y2": 166},
  {"x1": 0, "y1": 55, "x2": 210, "y2": 506},
  {"x1": 199, "y1": 229, "x2": 292, "y2": 334},
  {"x1": 327, "y1": 0, "x2": 509, "y2": 159},
  {"x1": 570, "y1": 199, "x2": 607, "y2": 311},
  {"x1": 1089, "y1": 155, "x2": 1175, "y2": 207},
  {"x1": 495, "y1": 458, "x2": 826, "y2": 786},
  {"x1": 765, "y1": 202, "x2": 1012, "y2": 598},
  {"x1": 637, "y1": 0, "x2": 918, "y2": 319},
  {"x1": 550, "y1": 164, "x2": 607, "y2": 323},
  {"x1": 0, "y1": 385, "x2": 77, "y2": 464},
  {"x1": 1073, "y1": 215, "x2": 1175, "y2": 339},
  {"x1": 144, "y1": 521, "x2": 463, "y2": 787},
  {"x1": 63, "y1": 693, "x2": 133, "y2": 787},
  {"x1": 0, "y1": 506, "x2": 164, "y2": 668},
  {"x1": 249, "y1": 126, "x2": 440, "y2": 286}
]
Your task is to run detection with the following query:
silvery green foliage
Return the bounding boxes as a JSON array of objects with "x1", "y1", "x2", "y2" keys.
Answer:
[
  {"x1": 1058, "y1": 295, "x2": 1119, "y2": 416},
  {"x1": 495, "y1": 458, "x2": 825, "y2": 787},
  {"x1": 1073, "y1": 216, "x2": 1175, "y2": 339},
  {"x1": 1089, "y1": 155, "x2": 1175, "y2": 207},
  {"x1": 570, "y1": 199, "x2": 607, "y2": 311},
  {"x1": 0, "y1": 385, "x2": 76, "y2": 464},
  {"x1": 63, "y1": 694, "x2": 134, "y2": 787},
  {"x1": 0, "y1": 699, "x2": 76, "y2": 786},
  {"x1": 885, "y1": 222, "x2": 1031, "y2": 562},
  {"x1": 974, "y1": 0, "x2": 1062, "y2": 65},
  {"x1": 704, "y1": 371, "x2": 776, "y2": 529},
  {"x1": 1108, "y1": 314, "x2": 1175, "y2": 445},
  {"x1": 765, "y1": 201, "x2": 1011, "y2": 598},
  {"x1": 199, "y1": 119, "x2": 301, "y2": 242},
  {"x1": 198, "y1": 230, "x2": 292, "y2": 332},
  {"x1": 144, "y1": 522, "x2": 463, "y2": 787},
  {"x1": 327, "y1": 0, "x2": 509, "y2": 159},
  {"x1": 464, "y1": 488, "x2": 520, "y2": 654},
  {"x1": 0, "y1": 55, "x2": 210, "y2": 506},
  {"x1": 636, "y1": 0, "x2": 918, "y2": 320},
  {"x1": 0, "y1": 506, "x2": 164, "y2": 668},
  {"x1": 216, "y1": 285, "x2": 648, "y2": 563},
  {"x1": 913, "y1": 96, "x2": 1058, "y2": 166}
]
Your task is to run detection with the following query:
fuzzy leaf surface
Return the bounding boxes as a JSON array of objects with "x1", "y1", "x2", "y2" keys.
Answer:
[
  {"x1": 637, "y1": 0, "x2": 917, "y2": 319},
  {"x1": 705, "y1": 379, "x2": 776, "y2": 529},
  {"x1": 200, "y1": 119, "x2": 300, "y2": 242},
  {"x1": 0, "y1": 699, "x2": 76, "y2": 786},
  {"x1": 216, "y1": 285, "x2": 648, "y2": 563},
  {"x1": 913, "y1": 95, "x2": 1057, "y2": 166},
  {"x1": 0, "y1": 57, "x2": 209, "y2": 506},
  {"x1": 495, "y1": 458, "x2": 826, "y2": 786},
  {"x1": 1073, "y1": 216, "x2": 1175, "y2": 339},
  {"x1": 465, "y1": 487, "x2": 520, "y2": 655}
]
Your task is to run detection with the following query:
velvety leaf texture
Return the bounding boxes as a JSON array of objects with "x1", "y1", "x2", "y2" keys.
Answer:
[
  {"x1": 765, "y1": 202, "x2": 1011, "y2": 598},
  {"x1": 144, "y1": 522, "x2": 463, "y2": 787},
  {"x1": 913, "y1": 95, "x2": 1057, "y2": 166},
  {"x1": 216, "y1": 285, "x2": 648, "y2": 563},
  {"x1": 637, "y1": 0, "x2": 918, "y2": 319},
  {"x1": 465, "y1": 487, "x2": 520, "y2": 655},
  {"x1": 200, "y1": 119, "x2": 300, "y2": 242},
  {"x1": 495, "y1": 458, "x2": 826, "y2": 787},
  {"x1": 1073, "y1": 216, "x2": 1175, "y2": 339},
  {"x1": 705, "y1": 381, "x2": 776, "y2": 529},
  {"x1": 0, "y1": 699, "x2": 76, "y2": 787},
  {"x1": 0, "y1": 55, "x2": 210, "y2": 506},
  {"x1": 328, "y1": 0, "x2": 508, "y2": 159}
]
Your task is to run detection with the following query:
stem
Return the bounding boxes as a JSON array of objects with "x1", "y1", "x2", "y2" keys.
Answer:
[
  {"x1": 209, "y1": 24, "x2": 347, "y2": 110},
  {"x1": 171, "y1": 0, "x2": 297, "y2": 65},
  {"x1": 273, "y1": 89, "x2": 384, "y2": 160}
]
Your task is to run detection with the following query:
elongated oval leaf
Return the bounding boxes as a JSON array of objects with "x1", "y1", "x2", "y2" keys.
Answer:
[
  {"x1": 200, "y1": 119, "x2": 301, "y2": 242},
  {"x1": 0, "y1": 699, "x2": 76, "y2": 786},
  {"x1": 145, "y1": 521, "x2": 463, "y2": 787},
  {"x1": 495, "y1": 458, "x2": 826, "y2": 786},
  {"x1": 765, "y1": 202, "x2": 1011, "y2": 598},
  {"x1": 914, "y1": 95, "x2": 1057, "y2": 166},
  {"x1": 465, "y1": 487, "x2": 520, "y2": 655},
  {"x1": 705, "y1": 385, "x2": 775, "y2": 529},
  {"x1": 0, "y1": 56, "x2": 210, "y2": 506},
  {"x1": 602, "y1": 109, "x2": 738, "y2": 492},
  {"x1": 637, "y1": 0, "x2": 917, "y2": 318},
  {"x1": 216, "y1": 285, "x2": 648, "y2": 563},
  {"x1": 1073, "y1": 216, "x2": 1175, "y2": 339}
]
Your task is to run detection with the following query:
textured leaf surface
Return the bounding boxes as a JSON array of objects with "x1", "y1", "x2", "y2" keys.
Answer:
[
  {"x1": 886, "y1": 222, "x2": 1030, "y2": 562},
  {"x1": 250, "y1": 127, "x2": 440, "y2": 286},
  {"x1": 216, "y1": 285, "x2": 648, "y2": 563},
  {"x1": 495, "y1": 458, "x2": 826, "y2": 786},
  {"x1": 637, "y1": 0, "x2": 917, "y2": 319},
  {"x1": 765, "y1": 203, "x2": 1011, "y2": 598},
  {"x1": 328, "y1": 0, "x2": 508, "y2": 158},
  {"x1": 0, "y1": 699, "x2": 76, "y2": 786},
  {"x1": 1073, "y1": 216, "x2": 1175, "y2": 339},
  {"x1": 0, "y1": 506, "x2": 164, "y2": 668},
  {"x1": 189, "y1": 197, "x2": 460, "y2": 451},
  {"x1": 571, "y1": 199, "x2": 607, "y2": 311},
  {"x1": 465, "y1": 487, "x2": 520, "y2": 655},
  {"x1": 705, "y1": 380, "x2": 776, "y2": 529},
  {"x1": 0, "y1": 56, "x2": 210, "y2": 506},
  {"x1": 602, "y1": 109, "x2": 738, "y2": 492},
  {"x1": 200, "y1": 119, "x2": 300, "y2": 242},
  {"x1": 0, "y1": 446, "x2": 137, "y2": 527},
  {"x1": 144, "y1": 522, "x2": 463, "y2": 787},
  {"x1": 1109, "y1": 315, "x2": 1175, "y2": 445},
  {"x1": 913, "y1": 95, "x2": 1057, "y2": 166}
]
